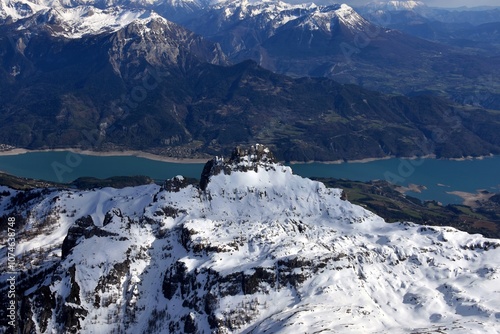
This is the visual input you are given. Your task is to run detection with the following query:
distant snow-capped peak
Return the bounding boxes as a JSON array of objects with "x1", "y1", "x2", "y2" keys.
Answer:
[
  {"x1": 13, "y1": 7, "x2": 160, "y2": 38},
  {"x1": 212, "y1": 0, "x2": 315, "y2": 20},
  {"x1": 1, "y1": 0, "x2": 371, "y2": 38},
  {"x1": 203, "y1": 1, "x2": 369, "y2": 35},
  {"x1": 295, "y1": 4, "x2": 369, "y2": 33},
  {"x1": 365, "y1": 0, "x2": 427, "y2": 11},
  {"x1": 0, "y1": 0, "x2": 202, "y2": 33},
  {"x1": 0, "y1": 0, "x2": 46, "y2": 21}
]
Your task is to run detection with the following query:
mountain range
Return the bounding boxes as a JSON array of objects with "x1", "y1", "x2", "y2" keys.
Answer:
[
  {"x1": 2, "y1": 3, "x2": 500, "y2": 333},
  {"x1": 1, "y1": 145, "x2": 499, "y2": 333},
  {"x1": 2, "y1": 0, "x2": 500, "y2": 101},
  {"x1": 176, "y1": 1, "x2": 500, "y2": 108},
  {"x1": 1, "y1": 1, "x2": 500, "y2": 161}
]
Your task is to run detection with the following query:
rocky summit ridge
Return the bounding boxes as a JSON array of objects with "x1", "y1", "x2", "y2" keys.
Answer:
[
  {"x1": 0, "y1": 145, "x2": 499, "y2": 333},
  {"x1": 200, "y1": 144, "x2": 278, "y2": 190}
]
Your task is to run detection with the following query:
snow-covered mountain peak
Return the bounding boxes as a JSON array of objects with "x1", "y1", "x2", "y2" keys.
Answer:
[
  {"x1": 210, "y1": 1, "x2": 368, "y2": 30},
  {"x1": 328, "y1": 3, "x2": 368, "y2": 31},
  {"x1": 0, "y1": 0, "x2": 202, "y2": 36},
  {"x1": 1, "y1": 146, "x2": 500, "y2": 333},
  {"x1": 119, "y1": 12, "x2": 174, "y2": 32},
  {"x1": 0, "y1": 0, "x2": 47, "y2": 21},
  {"x1": 199, "y1": 144, "x2": 281, "y2": 190},
  {"x1": 1, "y1": 0, "x2": 370, "y2": 39},
  {"x1": 293, "y1": 3, "x2": 369, "y2": 33},
  {"x1": 6, "y1": 3, "x2": 154, "y2": 38},
  {"x1": 212, "y1": 0, "x2": 309, "y2": 20},
  {"x1": 105, "y1": 12, "x2": 227, "y2": 69},
  {"x1": 387, "y1": 0, "x2": 426, "y2": 10}
]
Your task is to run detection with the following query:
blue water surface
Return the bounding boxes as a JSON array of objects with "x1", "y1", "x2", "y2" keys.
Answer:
[{"x1": 1, "y1": 151, "x2": 499, "y2": 204}]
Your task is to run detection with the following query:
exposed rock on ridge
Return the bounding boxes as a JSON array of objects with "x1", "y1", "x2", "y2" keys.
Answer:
[{"x1": 200, "y1": 144, "x2": 277, "y2": 190}]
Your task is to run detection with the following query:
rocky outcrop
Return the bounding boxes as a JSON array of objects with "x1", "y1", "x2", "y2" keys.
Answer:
[
  {"x1": 61, "y1": 215, "x2": 119, "y2": 259},
  {"x1": 200, "y1": 144, "x2": 278, "y2": 190},
  {"x1": 162, "y1": 175, "x2": 191, "y2": 193},
  {"x1": 57, "y1": 265, "x2": 88, "y2": 334}
]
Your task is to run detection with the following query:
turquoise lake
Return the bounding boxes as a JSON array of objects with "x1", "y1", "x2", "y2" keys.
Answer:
[{"x1": 0, "y1": 151, "x2": 499, "y2": 205}]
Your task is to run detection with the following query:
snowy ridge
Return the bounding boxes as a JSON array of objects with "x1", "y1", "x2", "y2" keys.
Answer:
[
  {"x1": 211, "y1": 0, "x2": 313, "y2": 20},
  {"x1": 5, "y1": 4, "x2": 160, "y2": 38},
  {"x1": 208, "y1": 1, "x2": 368, "y2": 33},
  {"x1": 295, "y1": 4, "x2": 369, "y2": 33},
  {"x1": 1, "y1": 0, "x2": 371, "y2": 38},
  {"x1": 0, "y1": 0, "x2": 203, "y2": 37},
  {"x1": 334, "y1": 3, "x2": 370, "y2": 30},
  {"x1": 1, "y1": 145, "x2": 500, "y2": 333},
  {"x1": 0, "y1": 0, "x2": 46, "y2": 21}
]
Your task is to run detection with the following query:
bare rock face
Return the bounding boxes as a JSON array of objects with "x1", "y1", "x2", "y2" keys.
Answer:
[
  {"x1": 108, "y1": 16, "x2": 227, "y2": 75},
  {"x1": 162, "y1": 175, "x2": 191, "y2": 193},
  {"x1": 61, "y1": 215, "x2": 119, "y2": 259}
]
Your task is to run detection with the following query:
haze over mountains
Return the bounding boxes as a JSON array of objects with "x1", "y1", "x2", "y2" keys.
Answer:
[{"x1": 359, "y1": 2, "x2": 500, "y2": 47}]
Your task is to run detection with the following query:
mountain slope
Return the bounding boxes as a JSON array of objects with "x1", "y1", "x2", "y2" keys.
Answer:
[
  {"x1": 1, "y1": 145, "x2": 499, "y2": 333},
  {"x1": 185, "y1": 3, "x2": 379, "y2": 60},
  {"x1": 2, "y1": 0, "x2": 500, "y2": 108},
  {"x1": 2, "y1": 19, "x2": 500, "y2": 161},
  {"x1": 181, "y1": 2, "x2": 500, "y2": 109},
  {"x1": 1, "y1": 1, "x2": 500, "y2": 161}
]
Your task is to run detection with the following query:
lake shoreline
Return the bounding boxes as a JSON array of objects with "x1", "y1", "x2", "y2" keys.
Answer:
[
  {"x1": 446, "y1": 190, "x2": 496, "y2": 208},
  {"x1": 1, "y1": 149, "x2": 499, "y2": 205},
  {"x1": 0, "y1": 148, "x2": 210, "y2": 164},
  {"x1": 0, "y1": 148, "x2": 495, "y2": 165}
]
